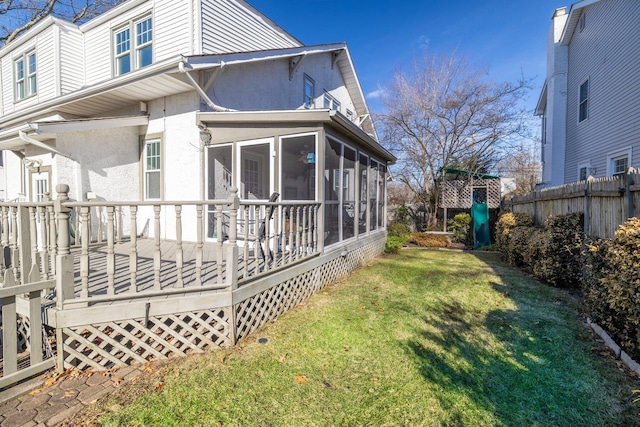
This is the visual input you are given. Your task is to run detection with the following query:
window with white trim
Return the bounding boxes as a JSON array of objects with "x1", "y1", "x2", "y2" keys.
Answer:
[
  {"x1": 303, "y1": 74, "x2": 315, "y2": 108},
  {"x1": 114, "y1": 16, "x2": 152, "y2": 76},
  {"x1": 144, "y1": 138, "x2": 161, "y2": 199},
  {"x1": 607, "y1": 148, "x2": 632, "y2": 176},
  {"x1": 323, "y1": 92, "x2": 341, "y2": 112},
  {"x1": 14, "y1": 50, "x2": 36, "y2": 101},
  {"x1": 579, "y1": 79, "x2": 589, "y2": 122},
  {"x1": 578, "y1": 162, "x2": 590, "y2": 181}
]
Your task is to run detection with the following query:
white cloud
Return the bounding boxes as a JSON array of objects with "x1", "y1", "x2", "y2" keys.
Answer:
[{"x1": 367, "y1": 89, "x2": 385, "y2": 99}]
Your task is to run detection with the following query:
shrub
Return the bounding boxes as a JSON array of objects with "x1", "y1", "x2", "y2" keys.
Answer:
[
  {"x1": 532, "y1": 214, "x2": 585, "y2": 288},
  {"x1": 506, "y1": 226, "x2": 537, "y2": 268},
  {"x1": 410, "y1": 232, "x2": 451, "y2": 248},
  {"x1": 495, "y1": 212, "x2": 534, "y2": 253},
  {"x1": 448, "y1": 213, "x2": 472, "y2": 244},
  {"x1": 388, "y1": 222, "x2": 410, "y2": 238},
  {"x1": 597, "y1": 218, "x2": 640, "y2": 358},
  {"x1": 385, "y1": 223, "x2": 410, "y2": 254},
  {"x1": 385, "y1": 235, "x2": 407, "y2": 254}
]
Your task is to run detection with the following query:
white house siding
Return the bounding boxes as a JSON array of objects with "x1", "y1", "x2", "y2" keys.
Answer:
[
  {"x1": 0, "y1": 25, "x2": 58, "y2": 116},
  {"x1": 201, "y1": 0, "x2": 301, "y2": 54},
  {"x1": 82, "y1": 22, "x2": 112, "y2": 86},
  {"x1": 154, "y1": 0, "x2": 194, "y2": 60},
  {"x1": 58, "y1": 25, "x2": 85, "y2": 94},
  {"x1": 207, "y1": 53, "x2": 357, "y2": 114},
  {"x1": 564, "y1": 0, "x2": 640, "y2": 182}
]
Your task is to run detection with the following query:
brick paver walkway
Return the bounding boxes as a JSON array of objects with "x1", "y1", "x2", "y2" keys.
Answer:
[{"x1": 0, "y1": 365, "x2": 145, "y2": 427}]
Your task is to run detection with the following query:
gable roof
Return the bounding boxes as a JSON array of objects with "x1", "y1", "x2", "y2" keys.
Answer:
[{"x1": 560, "y1": 0, "x2": 601, "y2": 45}]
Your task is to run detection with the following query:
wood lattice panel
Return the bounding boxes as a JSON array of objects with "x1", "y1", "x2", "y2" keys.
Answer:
[
  {"x1": 61, "y1": 308, "x2": 231, "y2": 371},
  {"x1": 235, "y1": 238, "x2": 385, "y2": 341},
  {"x1": 441, "y1": 178, "x2": 502, "y2": 209}
]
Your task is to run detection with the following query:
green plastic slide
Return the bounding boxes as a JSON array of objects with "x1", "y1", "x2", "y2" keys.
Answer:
[{"x1": 471, "y1": 202, "x2": 491, "y2": 249}]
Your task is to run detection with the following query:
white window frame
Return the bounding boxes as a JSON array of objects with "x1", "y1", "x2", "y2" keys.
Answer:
[
  {"x1": 323, "y1": 91, "x2": 341, "y2": 112},
  {"x1": 577, "y1": 161, "x2": 591, "y2": 181},
  {"x1": 236, "y1": 138, "x2": 274, "y2": 202},
  {"x1": 114, "y1": 15, "x2": 153, "y2": 76},
  {"x1": 14, "y1": 50, "x2": 36, "y2": 101},
  {"x1": 607, "y1": 147, "x2": 632, "y2": 176},
  {"x1": 579, "y1": 78, "x2": 589, "y2": 123},
  {"x1": 279, "y1": 132, "x2": 318, "y2": 201},
  {"x1": 303, "y1": 74, "x2": 315, "y2": 108},
  {"x1": 143, "y1": 137, "x2": 162, "y2": 200}
]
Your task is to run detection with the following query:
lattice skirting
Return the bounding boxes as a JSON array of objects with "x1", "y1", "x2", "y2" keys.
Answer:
[
  {"x1": 235, "y1": 238, "x2": 385, "y2": 340},
  {"x1": 60, "y1": 308, "x2": 231, "y2": 371}
]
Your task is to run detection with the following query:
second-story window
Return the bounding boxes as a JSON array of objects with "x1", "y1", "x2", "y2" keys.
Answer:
[
  {"x1": 15, "y1": 51, "x2": 37, "y2": 101},
  {"x1": 114, "y1": 16, "x2": 153, "y2": 76},
  {"x1": 579, "y1": 79, "x2": 589, "y2": 122},
  {"x1": 304, "y1": 74, "x2": 315, "y2": 108}
]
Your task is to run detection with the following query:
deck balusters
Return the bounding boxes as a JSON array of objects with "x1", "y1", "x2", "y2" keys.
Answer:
[
  {"x1": 153, "y1": 205, "x2": 161, "y2": 290},
  {"x1": 175, "y1": 205, "x2": 184, "y2": 288},
  {"x1": 129, "y1": 206, "x2": 138, "y2": 292},
  {"x1": 106, "y1": 206, "x2": 115, "y2": 295},
  {"x1": 215, "y1": 205, "x2": 223, "y2": 284},
  {"x1": 80, "y1": 206, "x2": 90, "y2": 298},
  {"x1": 286, "y1": 206, "x2": 293, "y2": 263},
  {"x1": 116, "y1": 206, "x2": 123, "y2": 244},
  {"x1": 295, "y1": 206, "x2": 302, "y2": 260},
  {"x1": 1, "y1": 206, "x2": 9, "y2": 273},
  {"x1": 28, "y1": 207, "x2": 38, "y2": 272},
  {"x1": 313, "y1": 205, "x2": 319, "y2": 253},
  {"x1": 242, "y1": 205, "x2": 249, "y2": 278},
  {"x1": 97, "y1": 206, "x2": 104, "y2": 244},
  {"x1": 253, "y1": 205, "x2": 260, "y2": 271},
  {"x1": 196, "y1": 205, "x2": 203, "y2": 286},
  {"x1": 227, "y1": 188, "x2": 239, "y2": 288},
  {"x1": 39, "y1": 206, "x2": 50, "y2": 280},
  {"x1": 47, "y1": 203, "x2": 56, "y2": 277},
  {"x1": 10, "y1": 207, "x2": 18, "y2": 277}
]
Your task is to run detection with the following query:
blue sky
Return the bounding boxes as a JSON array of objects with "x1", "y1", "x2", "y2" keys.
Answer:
[{"x1": 248, "y1": 0, "x2": 569, "y2": 114}]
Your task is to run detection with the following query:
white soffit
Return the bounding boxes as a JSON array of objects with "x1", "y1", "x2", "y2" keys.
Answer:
[{"x1": 29, "y1": 115, "x2": 149, "y2": 134}]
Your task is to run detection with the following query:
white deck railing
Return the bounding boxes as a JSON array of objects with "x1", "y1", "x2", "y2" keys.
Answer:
[{"x1": 0, "y1": 185, "x2": 321, "y2": 308}]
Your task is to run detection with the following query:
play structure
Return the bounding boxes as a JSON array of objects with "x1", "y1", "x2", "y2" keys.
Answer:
[
  {"x1": 439, "y1": 168, "x2": 502, "y2": 248},
  {"x1": 471, "y1": 201, "x2": 491, "y2": 248}
]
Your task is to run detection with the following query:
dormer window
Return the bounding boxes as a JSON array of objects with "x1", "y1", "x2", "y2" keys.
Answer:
[
  {"x1": 114, "y1": 16, "x2": 153, "y2": 76},
  {"x1": 15, "y1": 51, "x2": 36, "y2": 101},
  {"x1": 324, "y1": 92, "x2": 341, "y2": 112}
]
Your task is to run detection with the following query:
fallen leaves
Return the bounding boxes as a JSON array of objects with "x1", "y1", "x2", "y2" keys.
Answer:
[
  {"x1": 112, "y1": 377, "x2": 124, "y2": 386},
  {"x1": 295, "y1": 374, "x2": 308, "y2": 384}
]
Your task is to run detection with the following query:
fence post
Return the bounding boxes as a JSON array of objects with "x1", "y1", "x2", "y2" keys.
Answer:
[
  {"x1": 627, "y1": 169, "x2": 635, "y2": 220},
  {"x1": 584, "y1": 176, "x2": 593, "y2": 236},
  {"x1": 226, "y1": 187, "x2": 239, "y2": 290},
  {"x1": 532, "y1": 190, "x2": 538, "y2": 226}
]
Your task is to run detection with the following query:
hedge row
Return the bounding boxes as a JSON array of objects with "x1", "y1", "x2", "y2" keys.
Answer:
[{"x1": 497, "y1": 212, "x2": 640, "y2": 360}]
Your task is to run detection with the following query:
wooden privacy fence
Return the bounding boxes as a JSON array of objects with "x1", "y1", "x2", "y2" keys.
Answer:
[{"x1": 502, "y1": 170, "x2": 640, "y2": 238}]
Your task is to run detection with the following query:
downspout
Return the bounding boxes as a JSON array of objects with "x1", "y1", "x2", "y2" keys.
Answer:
[
  {"x1": 178, "y1": 60, "x2": 235, "y2": 112},
  {"x1": 19, "y1": 131, "x2": 83, "y2": 201}
]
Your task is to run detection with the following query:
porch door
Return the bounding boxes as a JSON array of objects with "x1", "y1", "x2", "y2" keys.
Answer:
[
  {"x1": 238, "y1": 141, "x2": 273, "y2": 237},
  {"x1": 31, "y1": 170, "x2": 49, "y2": 202},
  {"x1": 206, "y1": 145, "x2": 232, "y2": 239}
]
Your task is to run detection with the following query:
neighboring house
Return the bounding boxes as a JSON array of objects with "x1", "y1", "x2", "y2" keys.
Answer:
[
  {"x1": 535, "y1": 0, "x2": 640, "y2": 187},
  {"x1": 0, "y1": 0, "x2": 395, "y2": 382}
]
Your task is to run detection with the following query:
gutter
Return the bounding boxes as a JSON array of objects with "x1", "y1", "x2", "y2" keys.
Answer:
[
  {"x1": 18, "y1": 131, "x2": 75, "y2": 160},
  {"x1": 178, "y1": 60, "x2": 235, "y2": 112}
]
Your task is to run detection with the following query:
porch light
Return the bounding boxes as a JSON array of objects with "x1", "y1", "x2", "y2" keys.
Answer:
[{"x1": 199, "y1": 125, "x2": 212, "y2": 146}]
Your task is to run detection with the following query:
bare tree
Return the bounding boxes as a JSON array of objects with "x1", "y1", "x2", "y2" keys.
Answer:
[
  {"x1": 0, "y1": 0, "x2": 124, "y2": 46},
  {"x1": 376, "y1": 51, "x2": 531, "y2": 227},
  {"x1": 495, "y1": 143, "x2": 542, "y2": 196}
]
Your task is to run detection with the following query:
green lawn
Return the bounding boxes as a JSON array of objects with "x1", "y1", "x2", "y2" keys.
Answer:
[{"x1": 85, "y1": 250, "x2": 639, "y2": 426}]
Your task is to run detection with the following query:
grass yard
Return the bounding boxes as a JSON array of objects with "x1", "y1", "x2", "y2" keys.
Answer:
[{"x1": 81, "y1": 250, "x2": 639, "y2": 426}]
